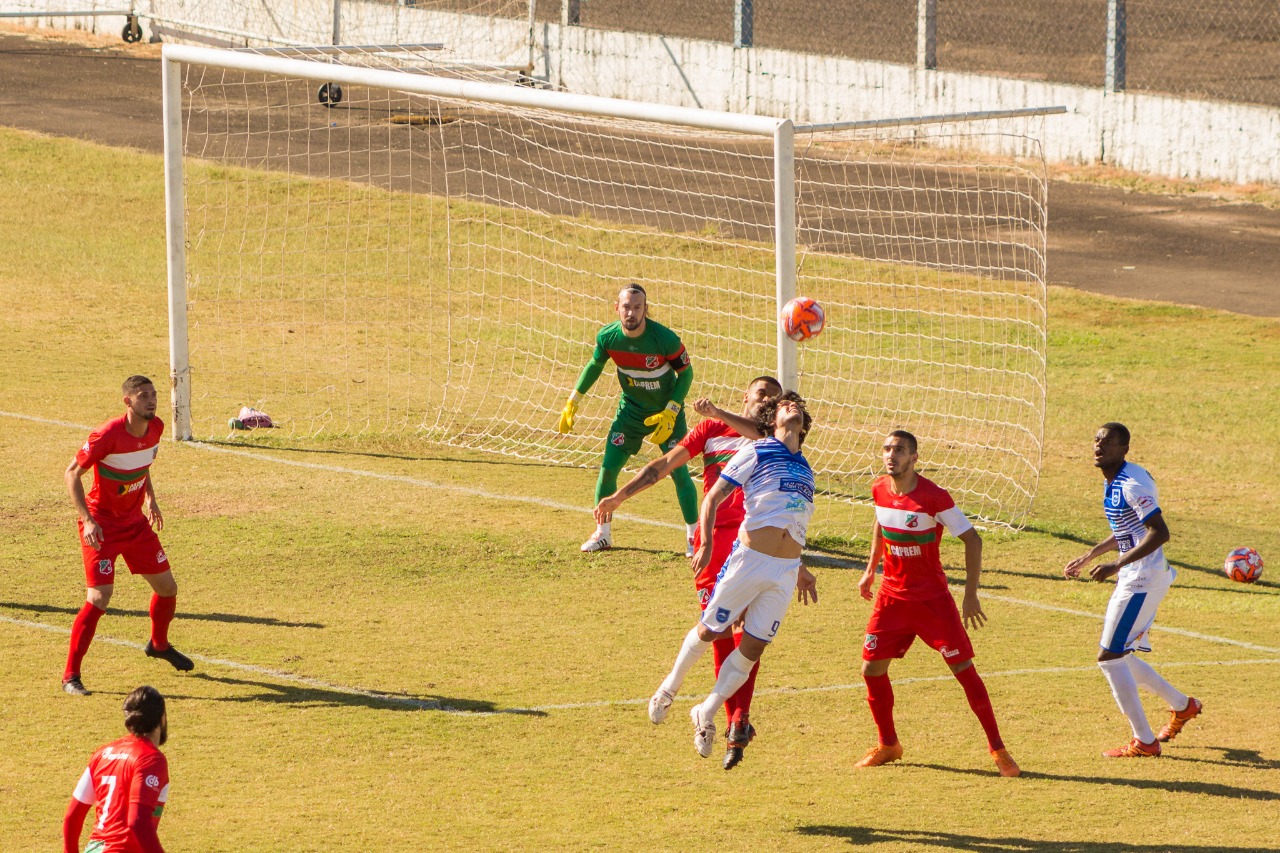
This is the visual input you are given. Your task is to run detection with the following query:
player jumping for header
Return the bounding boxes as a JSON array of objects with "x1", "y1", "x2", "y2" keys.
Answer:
[
  {"x1": 1063, "y1": 422, "x2": 1202, "y2": 757},
  {"x1": 856, "y1": 430, "x2": 1020, "y2": 777},
  {"x1": 557, "y1": 284, "x2": 700, "y2": 554},
  {"x1": 62, "y1": 376, "x2": 193, "y2": 697},
  {"x1": 648, "y1": 391, "x2": 818, "y2": 760},
  {"x1": 596, "y1": 376, "x2": 781, "y2": 769}
]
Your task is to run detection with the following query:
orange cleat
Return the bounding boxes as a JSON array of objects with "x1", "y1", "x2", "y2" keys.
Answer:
[
  {"x1": 1103, "y1": 738, "x2": 1161, "y2": 758},
  {"x1": 1156, "y1": 697, "x2": 1202, "y2": 743},
  {"x1": 991, "y1": 747, "x2": 1021, "y2": 777},
  {"x1": 855, "y1": 742, "x2": 903, "y2": 767}
]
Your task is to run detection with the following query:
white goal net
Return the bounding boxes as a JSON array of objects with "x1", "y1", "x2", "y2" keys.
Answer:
[{"x1": 165, "y1": 44, "x2": 1053, "y2": 531}]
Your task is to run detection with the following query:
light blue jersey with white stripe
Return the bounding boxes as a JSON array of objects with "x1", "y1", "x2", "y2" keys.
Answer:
[
  {"x1": 1104, "y1": 461, "x2": 1169, "y2": 577},
  {"x1": 719, "y1": 436, "x2": 815, "y2": 546}
]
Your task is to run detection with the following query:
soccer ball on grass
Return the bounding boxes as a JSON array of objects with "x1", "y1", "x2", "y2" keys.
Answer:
[
  {"x1": 780, "y1": 296, "x2": 825, "y2": 342},
  {"x1": 1223, "y1": 547, "x2": 1263, "y2": 583}
]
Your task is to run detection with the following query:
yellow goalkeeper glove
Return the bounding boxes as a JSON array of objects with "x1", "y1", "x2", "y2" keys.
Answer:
[
  {"x1": 644, "y1": 401, "x2": 682, "y2": 446},
  {"x1": 557, "y1": 395, "x2": 580, "y2": 434}
]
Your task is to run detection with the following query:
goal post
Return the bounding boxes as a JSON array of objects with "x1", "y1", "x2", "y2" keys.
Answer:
[{"x1": 161, "y1": 43, "x2": 1059, "y2": 531}]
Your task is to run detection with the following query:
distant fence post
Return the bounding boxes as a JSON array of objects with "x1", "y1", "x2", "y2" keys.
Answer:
[
  {"x1": 332, "y1": 0, "x2": 342, "y2": 45},
  {"x1": 562, "y1": 0, "x2": 579, "y2": 27},
  {"x1": 1106, "y1": 0, "x2": 1126, "y2": 92},
  {"x1": 735, "y1": 0, "x2": 753, "y2": 48},
  {"x1": 917, "y1": 0, "x2": 937, "y2": 69}
]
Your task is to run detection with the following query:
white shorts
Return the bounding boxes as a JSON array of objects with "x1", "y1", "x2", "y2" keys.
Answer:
[
  {"x1": 1101, "y1": 564, "x2": 1176, "y2": 654},
  {"x1": 699, "y1": 542, "x2": 800, "y2": 643}
]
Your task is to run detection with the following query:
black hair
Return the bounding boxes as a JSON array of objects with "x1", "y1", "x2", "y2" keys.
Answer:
[
  {"x1": 754, "y1": 390, "x2": 813, "y2": 446},
  {"x1": 123, "y1": 685, "x2": 166, "y2": 737},
  {"x1": 888, "y1": 429, "x2": 918, "y2": 454},
  {"x1": 122, "y1": 375, "x2": 154, "y2": 395},
  {"x1": 1100, "y1": 422, "x2": 1130, "y2": 446},
  {"x1": 748, "y1": 375, "x2": 782, "y2": 391}
]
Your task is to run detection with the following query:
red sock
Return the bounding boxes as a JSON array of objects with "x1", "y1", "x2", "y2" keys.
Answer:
[
  {"x1": 149, "y1": 594, "x2": 176, "y2": 651},
  {"x1": 65, "y1": 602, "x2": 105, "y2": 681},
  {"x1": 724, "y1": 632, "x2": 760, "y2": 723},
  {"x1": 954, "y1": 664, "x2": 1005, "y2": 751},
  {"x1": 864, "y1": 672, "x2": 898, "y2": 746}
]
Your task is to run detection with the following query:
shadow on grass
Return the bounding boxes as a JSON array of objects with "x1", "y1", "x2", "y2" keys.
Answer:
[
  {"x1": 795, "y1": 825, "x2": 1279, "y2": 852},
  {"x1": 1162, "y1": 745, "x2": 1280, "y2": 771},
  {"x1": 172, "y1": 672, "x2": 547, "y2": 716},
  {"x1": 0, "y1": 601, "x2": 324, "y2": 629},
  {"x1": 201, "y1": 437, "x2": 564, "y2": 470},
  {"x1": 912, "y1": 761, "x2": 1280, "y2": 801}
]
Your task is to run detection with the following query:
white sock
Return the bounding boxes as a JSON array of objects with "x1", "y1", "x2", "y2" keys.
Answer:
[
  {"x1": 595, "y1": 522, "x2": 611, "y2": 540},
  {"x1": 1126, "y1": 654, "x2": 1189, "y2": 710},
  {"x1": 696, "y1": 648, "x2": 755, "y2": 724},
  {"x1": 1099, "y1": 657, "x2": 1155, "y2": 743},
  {"x1": 659, "y1": 627, "x2": 710, "y2": 697},
  {"x1": 685, "y1": 523, "x2": 698, "y2": 540}
]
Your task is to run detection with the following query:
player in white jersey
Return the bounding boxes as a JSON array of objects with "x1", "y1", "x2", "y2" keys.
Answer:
[
  {"x1": 646, "y1": 391, "x2": 819, "y2": 760},
  {"x1": 1064, "y1": 422, "x2": 1202, "y2": 757}
]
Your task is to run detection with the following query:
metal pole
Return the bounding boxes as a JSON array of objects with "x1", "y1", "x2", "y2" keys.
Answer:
[
  {"x1": 735, "y1": 0, "x2": 753, "y2": 49},
  {"x1": 917, "y1": 0, "x2": 936, "y2": 70},
  {"x1": 162, "y1": 56, "x2": 191, "y2": 441},
  {"x1": 562, "y1": 0, "x2": 579, "y2": 26},
  {"x1": 332, "y1": 0, "x2": 342, "y2": 46},
  {"x1": 774, "y1": 120, "x2": 798, "y2": 392},
  {"x1": 1106, "y1": 0, "x2": 1126, "y2": 92}
]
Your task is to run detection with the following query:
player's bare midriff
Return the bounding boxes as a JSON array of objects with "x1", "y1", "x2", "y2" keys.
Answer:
[{"x1": 740, "y1": 526, "x2": 802, "y2": 559}]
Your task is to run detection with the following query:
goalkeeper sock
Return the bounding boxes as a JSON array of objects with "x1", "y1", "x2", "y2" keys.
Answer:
[
  {"x1": 686, "y1": 523, "x2": 697, "y2": 540},
  {"x1": 595, "y1": 522, "x2": 612, "y2": 540}
]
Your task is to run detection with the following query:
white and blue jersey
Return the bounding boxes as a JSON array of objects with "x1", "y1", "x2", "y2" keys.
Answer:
[
  {"x1": 1104, "y1": 461, "x2": 1169, "y2": 578},
  {"x1": 719, "y1": 436, "x2": 815, "y2": 546}
]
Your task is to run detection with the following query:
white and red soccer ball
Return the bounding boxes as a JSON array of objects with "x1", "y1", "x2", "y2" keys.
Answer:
[
  {"x1": 780, "y1": 296, "x2": 825, "y2": 342},
  {"x1": 1223, "y1": 547, "x2": 1263, "y2": 584}
]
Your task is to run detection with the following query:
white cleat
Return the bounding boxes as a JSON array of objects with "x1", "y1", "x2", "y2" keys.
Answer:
[
  {"x1": 691, "y1": 704, "x2": 716, "y2": 758},
  {"x1": 580, "y1": 533, "x2": 612, "y2": 553},
  {"x1": 648, "y1": 689, "x2": 674, "y2": 724},
  {"x1": 685, "y1": 537, "x2": 695, "y2": 558}
]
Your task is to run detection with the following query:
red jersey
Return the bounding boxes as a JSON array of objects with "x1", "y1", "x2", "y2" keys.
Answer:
[
  {"x1": 71, "y1": 735, "x2": 169, "y2": 852},
  {"x1": 872, "y1": 475, "x2": 972, "y2": 602},
  {"x1": 679, "y1": 419, "x2": 752, "y2": 529},
  {"x1": 76, "y1": 416, "x2": 164, "y2": 528}
]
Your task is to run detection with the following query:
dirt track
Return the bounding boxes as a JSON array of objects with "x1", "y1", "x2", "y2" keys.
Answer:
[{"x1": 2, "y1": 30, "x2": 1276, "y2": 317}]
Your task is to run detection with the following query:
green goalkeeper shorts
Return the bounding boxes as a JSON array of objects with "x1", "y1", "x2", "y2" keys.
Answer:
[{"x1": 599, "y1": 400, "x2": 689, "y2": 469}]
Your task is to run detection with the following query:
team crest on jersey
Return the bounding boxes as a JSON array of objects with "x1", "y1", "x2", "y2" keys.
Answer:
[
  {"x1": 905, "y1": 513, "x2": 919, "y2": 528},
  {"x1": 644, "y1": 355, "x2": 660, "y2": 369},
  {"x1": 98, "y1": 559, "x2": 114, "y2": 576},
  {"x1": 156, "y1": 549, "x2": 167, "y2": 564},
  {"x1": 609, "y1": 431, "x2": 626, "y2": 447},
  {"x1": 145, "y1": 774, "x2": 160, "y2": 789},
  {"x1": 1107, "y1": 486, "x2": 1123, "y2": 507},
  {"x1": 715, "y1": 607, "x2": 731, "y2": 624},
  {"x1": 940, "y1": 645, "x2": 960, "y2": 658},
  {"x1": 698, "y1": 589, "x2": 711, "y2": 607},
  {"x1": 864, "y1": 633, "x2": 878, "y2": 650}
]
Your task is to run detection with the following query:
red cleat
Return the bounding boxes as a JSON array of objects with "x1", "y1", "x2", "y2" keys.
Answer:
[
  {"x1": 855, "y1": 741, "x2": 903, "y2": 767},
  {"x1": 1103, "y1": 738, "x2": 1161, "y2": 758},
  {"x1": 991, "y1": 747, "x2": 1021, "y2": 777},
  {"x1": 1156, "y1": 697, "x2": 1202, "y2": 743}
]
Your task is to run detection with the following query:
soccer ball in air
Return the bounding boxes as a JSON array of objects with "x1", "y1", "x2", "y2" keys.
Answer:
[
  {"x1": 1223, "y1": 547, "x2": 1263, "y2": 583},
  {"x1": 780, "y1": 297, "x2": 825, "y2": 342}
]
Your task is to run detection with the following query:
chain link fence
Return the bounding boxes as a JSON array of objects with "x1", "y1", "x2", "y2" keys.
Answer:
[{"x1": 558, "y1": 0, "x2": 1280, "y2": 108}]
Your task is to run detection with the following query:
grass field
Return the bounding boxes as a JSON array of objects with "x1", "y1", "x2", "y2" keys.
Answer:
[{"x1": 3, "y1": 125, "x2": 1280, "y2": 851}]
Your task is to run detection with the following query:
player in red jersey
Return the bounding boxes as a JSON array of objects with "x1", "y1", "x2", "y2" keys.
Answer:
[
  {"x1": 855, "y1": 430, "x2": 1020, "y2": 777},
  {"x1": 63, "y1": 685, "x2": 171, "y2": 853},
  {"x1": 595, "y1": 375, "x2": 781, "y2": 769},
  {"x1": 63, "y1": 376, "x2": 193, "y2": 697}
]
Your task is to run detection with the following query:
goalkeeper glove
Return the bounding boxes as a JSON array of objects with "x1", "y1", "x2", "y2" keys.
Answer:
[
  {"x1": 644, "y1": 401, "x2": 682, "y2": 446},
  {"x1": 557, "y1": 395, "x2": 580, "y2": 434}
]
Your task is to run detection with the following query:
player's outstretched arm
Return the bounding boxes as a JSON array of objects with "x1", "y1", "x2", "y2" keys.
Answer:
[
  {"x1": 958, "y1": 528, "x2": 987, "y2": 629},
  {"x1": 691, "y1": 398, "x2": 765, "y2": 439},
  {"x1": 859, "y1": 522, "x2": 884, "y2": 601},
  {"x1": 595, "y1": 445, "x2": 692, "y2": 522},
  {"x1": 1090, "y1": 513, "x2": 1170, "y2": 581},
  {"x1": 1064, "y1": 534, "x2": 1118, "y2": 578}
]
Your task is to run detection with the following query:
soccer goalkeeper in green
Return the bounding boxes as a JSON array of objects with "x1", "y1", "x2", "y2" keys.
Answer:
[{"x1": 558, "y1": 283, "x2": 700, "y2": 554}]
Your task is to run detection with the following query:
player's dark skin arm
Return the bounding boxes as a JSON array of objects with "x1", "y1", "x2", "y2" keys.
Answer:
[{"x1": 1067, "y1": 513, "x2": 1169, "y2": 583}]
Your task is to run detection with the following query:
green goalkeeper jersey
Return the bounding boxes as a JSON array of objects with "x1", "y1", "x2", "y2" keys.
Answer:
[{"x1": 576, "y1": 319, "x2": 692, "y2": 412}]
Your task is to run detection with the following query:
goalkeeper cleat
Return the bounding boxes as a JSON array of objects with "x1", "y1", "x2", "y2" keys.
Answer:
[
  {"x1": 855, "y1": 741, "x2": 903, "y2": 767},
  {"x1": 648, "y1": 688, "x2": 674, "y2": 724},
  {"x1": 145, "y1": 641, "x2": 195, "y2": 672},
  {"x1": 991, "y1": 747, "x2": 1021, "y2": 777},
  {"x1": 1156, "y1": 696, "x2": 1202, "y2": 743},
  {"x1": 691, "y1": 705, "x2": 716, "y2": 758},
  {"x1": 580, "y1": 532, "x2": 612, "y2": 553},
  {"x1": 1102, "y1": 738, "x2": 1161, "y2": 758},
  {"x1": 62, "y1": 676, "x2": 91, "y2": 697}
]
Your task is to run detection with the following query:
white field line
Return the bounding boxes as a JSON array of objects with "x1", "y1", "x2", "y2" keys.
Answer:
[{"x1": 6, "y1": 409, "x2": 1279, "y2": 713}]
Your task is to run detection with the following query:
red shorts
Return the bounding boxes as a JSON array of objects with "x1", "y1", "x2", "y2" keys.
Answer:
[
  {"x1": 79, "y1": 516, "x2": 170, "y2": 587},
  {"x1": 694, "y1": 526, "x2": 739, "y2": 610},
  {"x1": 862, "y1": 592, "x2": 975, "y2": 663}
]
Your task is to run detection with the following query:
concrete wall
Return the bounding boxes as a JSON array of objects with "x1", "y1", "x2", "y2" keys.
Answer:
[{"x1": 9, "y1": 0, "x2": 1279, "y2": 184}]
